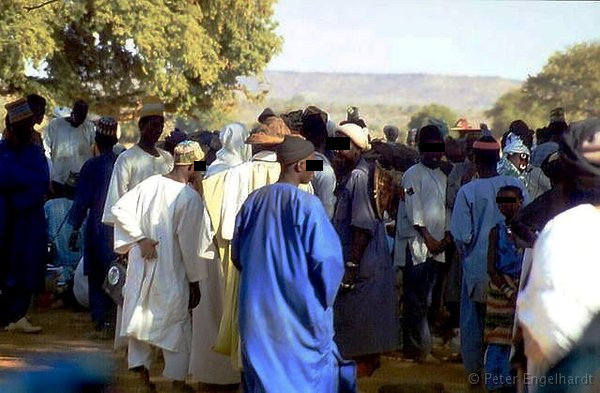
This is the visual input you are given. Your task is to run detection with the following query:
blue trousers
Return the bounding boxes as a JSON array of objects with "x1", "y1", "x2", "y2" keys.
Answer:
[
  {"x1": 402, "y1": 248, "x2": 438, "y2": 359},
  {"x1": 484, "y1": 344, "x2": 516, "y2": 391},
  {"x1": 460, "y1": 275, "x2": 486, "y2": 375}
]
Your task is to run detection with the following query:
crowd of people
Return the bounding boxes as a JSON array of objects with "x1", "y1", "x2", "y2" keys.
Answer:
[{"x1": 0, "y1": 93, "x2": 599, "y2": 393}]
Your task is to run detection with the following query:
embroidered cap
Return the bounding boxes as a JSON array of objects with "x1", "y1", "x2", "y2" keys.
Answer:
[
  {"x1": 96, "y1": 116, "x2": 118, "y2": 137},
  {"x1": 5, "y1": 98, "x2": 34, "y2": 124},
  {"x1": 173, "y1": 140, "x2": 205, "y2": 165}
]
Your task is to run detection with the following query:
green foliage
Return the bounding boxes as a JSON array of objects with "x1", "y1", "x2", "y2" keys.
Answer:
[
  {"x1": 522, "y1": 42, "x2": 600, "y2": 121},
  {"x1": 407, "y1": 104, "x2": 458, "y2": 132},
  {"x1": 487, "y1": 42, "x2": 600, "y2": 133},
  {"x1": 485, "y1": 89, "x2": 546, "y2": 135},
  {"x1": 0, "y1": 0, "x2": 282, "y2": 119}
]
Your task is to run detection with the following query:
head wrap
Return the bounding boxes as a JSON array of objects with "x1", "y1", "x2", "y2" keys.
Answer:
[
  {"x1": 207, "y1": 123, "x2": 252, "y2": 175},
  {"x1": 559, "y1": 118, "x2": 600, "y2": 190},
  {"x1": 336, "y1": 123, "x2": 370, "y2": 151},
  {"x1": 276, "y1": 135, "x2": 315, "y2": 165},
  {"x1": 96, "y1": 116, "x2": 118, "y2": 137},
  {"x1": 503, "y1": 132, "x2": 530, "y2": 156},
  {"x1": 173, "y1": 140, "x2": 204, "y2": 166},
  {"x1": 140, "y1": 96, "x2": 165, "y2": 119},
  {"x1": 507, "y1": 120, "x2": 533, "y2": 149},
  {"x1": 245, "y1": 116, "x2": 290, "y2": 145},
  {"x1": 5, "y1": 98, "x2": 33, "y2": 124}
]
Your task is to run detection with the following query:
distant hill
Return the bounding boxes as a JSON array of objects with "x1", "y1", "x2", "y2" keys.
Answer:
[{"x1": 253, "y1": 71, "x2": 522, "y2": 111}]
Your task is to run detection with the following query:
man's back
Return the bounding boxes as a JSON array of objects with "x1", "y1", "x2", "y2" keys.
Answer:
[
  {"x1": 232, "y1": 182, "x2": 345, "y2": 392},
  {"x1": 112, "y1": 175, "x2": 208, "y2": 350},
  {"x1": 102, "y1": 145, "x2": 173, "y2": 224}
]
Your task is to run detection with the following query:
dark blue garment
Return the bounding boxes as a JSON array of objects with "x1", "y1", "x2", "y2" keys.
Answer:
[
  {"x1": 0, "y1": 193, "x2": 7, "y2": 286},
  {"x1": 69, "y1": 153, "x2": 117, "y2": 276},
  {"x1": 0, "y1": 141, "x2": 49, "y2": 292},
  {"x1": 403, "y1": 248, "x2": 438, "y2": 360},
  {"x1": 495, "y1": 221, "x2": 523, "y2": 278},
  {"x1": 333, "y1": 158, "x2": 399, "y2": 357},
  {"x1": 232, "y1": 183, "x2": 356, "y2": 393}
]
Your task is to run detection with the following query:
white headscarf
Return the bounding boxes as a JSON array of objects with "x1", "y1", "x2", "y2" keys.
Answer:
[
  {"x1": 503, "y1": 132, "x2": 530, "y2": 156},
  {"x1": 205, "y1": 123, "x2": 252, "y2": 177}
]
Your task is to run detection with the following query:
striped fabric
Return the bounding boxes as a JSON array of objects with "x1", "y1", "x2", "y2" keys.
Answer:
[{"x1": 485, "y1": 276, "x2": 519, "y2": 346}]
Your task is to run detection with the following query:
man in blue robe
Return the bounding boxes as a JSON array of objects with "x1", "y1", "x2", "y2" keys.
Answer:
[
  {"x1": 68, "y1": 117, "x2": 119, "y2": 336},
  {"x1": 0, "y1": 99, "x2": 49, "y2": 332},
  {"x1": 232, "y1": 136, "x2": 356, "y2": 393},
  {"x1": 450, "y1": 133, "x2": 529, "y2": 384}
]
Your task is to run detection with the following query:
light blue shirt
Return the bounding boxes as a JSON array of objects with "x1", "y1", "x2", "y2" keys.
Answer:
[
  {"x1": 45, "y1": 198, "x2": 84, "y2": 280},
  {"x1": 450, "y1": 175, "x2": 529, "y2": 302}
]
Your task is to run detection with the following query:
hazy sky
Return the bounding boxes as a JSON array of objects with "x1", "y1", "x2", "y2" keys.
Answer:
[{"x1": 267, "y1": 0, "x2": 600, "y2": 80}]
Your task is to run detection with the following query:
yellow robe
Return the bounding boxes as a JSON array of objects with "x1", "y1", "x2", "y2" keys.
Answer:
[{"x1": 201, "y1": 152, "x2": 312, "y2": 369}]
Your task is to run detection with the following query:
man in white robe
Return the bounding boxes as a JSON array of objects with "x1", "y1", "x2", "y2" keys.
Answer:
[
  {"x1": 43, "y1": 100, "x2": 95, "y2": 192},
  {"x1": 204, "y1": 122, "x2": 251, "y2": 178},
  {"x1": 102, "y1": 96, "x2": 174, "y2": 225},
  {"x1": 111, "y1": 141, "x2": 210, "y2": 393},
  {"x1": 102, "y1": 96, "x2": 174, "y2": 349}
]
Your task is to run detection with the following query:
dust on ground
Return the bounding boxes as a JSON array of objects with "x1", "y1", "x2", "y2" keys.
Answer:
[{"x1": 0, "y1": 306, "x2": 479, "y2": 393}]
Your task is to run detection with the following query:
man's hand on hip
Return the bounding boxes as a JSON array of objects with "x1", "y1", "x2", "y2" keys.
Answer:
[{"x1": 138, "y1": 238, "x2": 159, "y2": 260}]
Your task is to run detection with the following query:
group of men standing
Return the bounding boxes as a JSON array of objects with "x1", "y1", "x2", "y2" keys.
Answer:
[{"x1": 2, "y1": 92, "x2": 598, "y2": 393}]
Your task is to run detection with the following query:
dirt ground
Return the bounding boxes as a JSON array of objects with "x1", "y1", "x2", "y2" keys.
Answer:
[{"x1": 0, "y1": 304, "x2": 479, "y2": 393}]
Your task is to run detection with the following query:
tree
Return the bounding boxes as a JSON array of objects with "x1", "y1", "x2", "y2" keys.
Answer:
[
  {"x1": 0, "y1": 0, "x2": 282, "y2": 120},
  {"x1": 485, "y1": 89, "x2": 546, "y2": 135},
  {"x1": 522, "y1": 42, "x2": 600, "y2": 121},
  {"x1": 487, "y1": 41, "x2": 600, "y2": 132},
  {"x1": 407, "y1": 104, "x2": 457, "y2": 133}
]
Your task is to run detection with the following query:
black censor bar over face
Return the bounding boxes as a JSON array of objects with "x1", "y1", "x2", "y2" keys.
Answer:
[
  {"x1": 326, "y1": 137, "x2": 350, "y2": 151},
  {"x1": 496, "y1": 196, "x2": 517, "y2": 203},
  {"x1": 194, "y1": 161, "x2": 207, "y2": 172},
  {"x1": 306, "y1": 160, "x2": 323, "y2": 171},
  {"x1": 420, "y1": 142, "x2": 445, "y2": 152}
]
